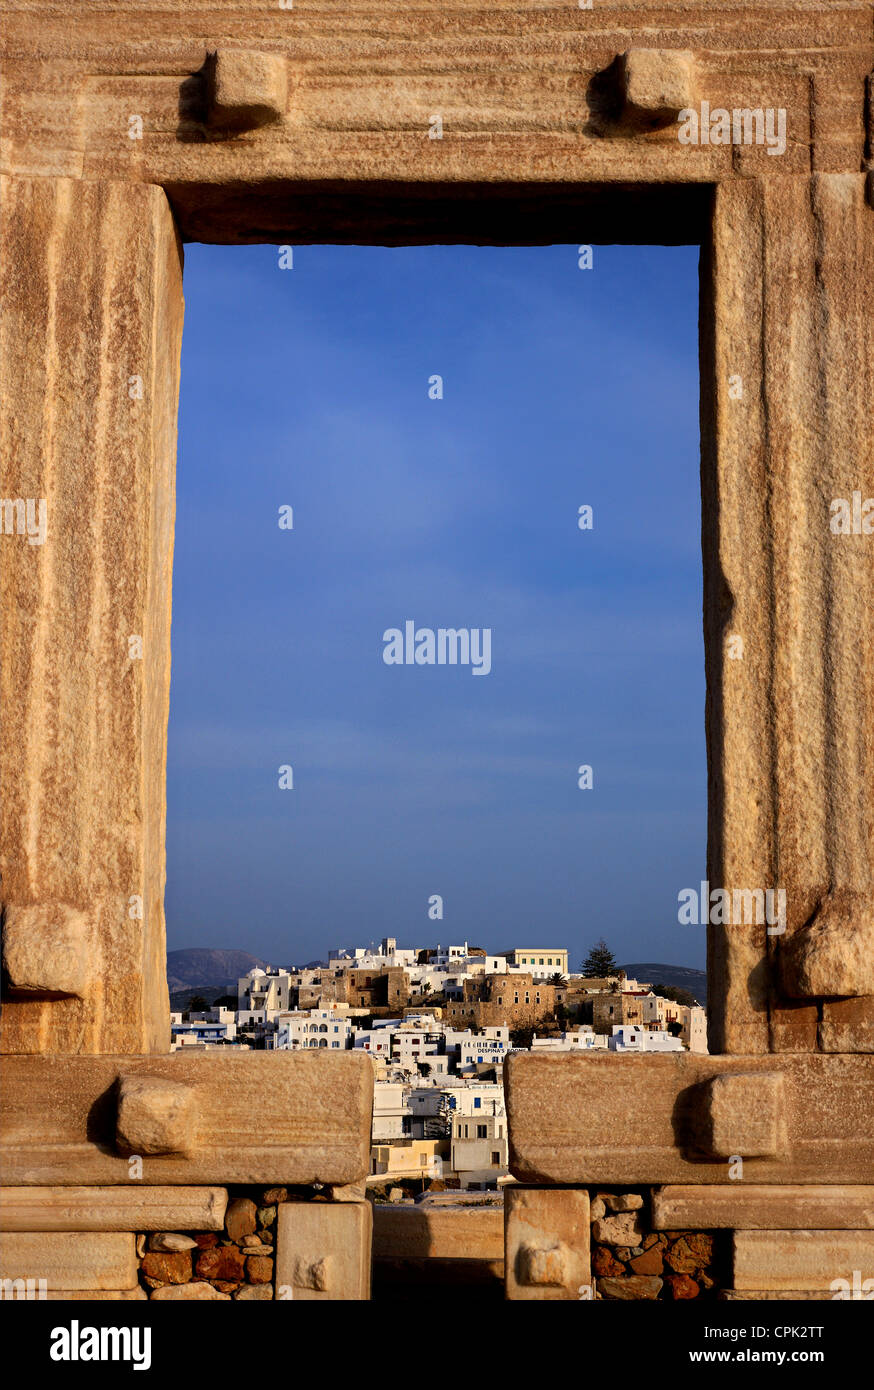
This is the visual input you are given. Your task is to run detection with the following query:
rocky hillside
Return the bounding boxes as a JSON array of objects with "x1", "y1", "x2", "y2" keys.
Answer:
[
  {"x1": 621, "y1": 963, "x2": 706, "y2": 1005},
  {"x1": 166, "y1": 948, "x2": 269, "y2": 992}
]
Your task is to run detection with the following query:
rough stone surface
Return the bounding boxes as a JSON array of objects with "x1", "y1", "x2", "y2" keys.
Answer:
[
  {"x1": 327, "y1": 1181, "x2": 367, "y2": 1203},
  {"x1": 208, "y1": 49, "x2": 288, "y2": 131},
  {"x1": 603, "y1": 1193, "x2": 644, "y2": 1213},
  {"x1": 691, "y1": 1073, "x2": 785, "y2": 1158},
  {"x1": 719, "y1": 1289, "x2": 835, "y2": 1301},
  {"x1": 505, "y1": 1187, "x2": 590, "y2": 1301},
  {"x1": 2, "y1": 903, "x2": 93, "y2": 999},
  {"x1": 592, "y1": 1213, "x2": 643, "y2": 1248},
  {"x1": 0, "y1": 175, "x2": 182, "y2": 1055},
  {"x1": 0, "y1": 0, "x2": 870, "y2": 1139},
  {"x1": 592, "y1": 1246, "x2": 625, "y2": 1278},
  {"x1": 116, "y1": 1075, "x2": 197, "y2": 1157},
  {"x1": 820, "y1": 998, "x2": 874, "y2": 1053},
  {"x1": 664, "y1": 1234, "x2": 713, "y2": 1274},
  {"x1": 235, "y1": 1283, "x2": 273, "y2": 1300},
  {"x1": 1, "y1": 1053, "x2": 374, "y2": 1185},
  {"x1": 246, "y1": 1255, "x2": 274, "y2": 1284},
  {"x1": 140, "y1": 1250, "x2": 191, "y2": 1284},
  {"x1": 598, "y1": 1276, "x2": 662, "y2": 1300},
  {"x1": 0, "y1": 1186, "x2": 227, "y2": 1232},
  {"x1": 373, "y1": 1202, "x2": 503, "y2": 1262},
  {"x1": 628, "y1": 1247, "x2": 664, "y2": 1276},
  {"x1": 276, "y1": 1201, "x2": 372, "y2": 1301},
  {"x1": 195, "y1": 1245, "x2": 246, "y2": 1282},
  {"x1": 653, "y1": 1185, "x2": 874, "y2": 1230},
  {"x1": 505, "y1": 1054, "x2": 874, "y2": 1183},
  {"x1": 225, "y1": 1197, "x2": 257, "y2": 1242},
  {"x1": 5, "y1": 4, "x2": 864, "y2": 246},
  {"x1": 733, "y1": 1230, "x2": 874, "y2": 1291},
  {"x1": 45, "y1": 1288, "x2": 148, "y2": 1300},
  {"x1": 0, "y1": 1232, "x2": 137, "y2": 1291},
  {"x1": 621, "y1": 48, "x2": 696, "y2": 124},
  {"x1": 148, "y1": 1233, "x2": 197, "y2": 1252},
  {"x1": 150, "y1": 1281, "x2": 230, "y2": 1300},
  {"x1": 782, "y1": 903, "x2": 874, "y2": 999},
  {"x1": 666, "y1": 1272, "x2": 700, "y2": 1299},
  {"x1": 704, "y1": 172, "x2": 874, "y2": 1053}
]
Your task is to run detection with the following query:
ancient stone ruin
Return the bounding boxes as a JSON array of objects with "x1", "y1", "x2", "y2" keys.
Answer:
[{"x1": 1, "y1": 2, "x2": 872, "y2": 1301}]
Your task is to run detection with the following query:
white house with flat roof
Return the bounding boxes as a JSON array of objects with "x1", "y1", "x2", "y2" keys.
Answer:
[
  {"x1": 608, "y1": 1024, "x2": 684, "y2": 1052},
  {"x1": 275, "y1": 1008, "x2": 352, "y2": 1051},
  {"x1": 503, "y1": 948, "x2": 569, "y2": 979},
  {"x1": 531, "y1": 1026, "x2": 606, "y2": 1051},
  {"x1": 171, "y1": 1017, "x2": 236, "y2": 1047},
  {"x1": 450, "y1": 1112, "x2": 508, "y2": 1190},
  {"x1": 458, "y1": 1036, "x2": 510, "y2": 1071}
]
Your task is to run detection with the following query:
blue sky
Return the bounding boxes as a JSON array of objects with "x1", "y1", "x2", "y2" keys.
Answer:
[{"x1": 166, "y1": 242, "x2": 705, "y2": 970}]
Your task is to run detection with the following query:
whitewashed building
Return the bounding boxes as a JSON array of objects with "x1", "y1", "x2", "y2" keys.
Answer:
[
  {"x1": 608, "y1": 1024, "x2": 684, "y2": 1052},
  {"x1": 237, "y1": 967, "x2": 294, "y2": 1013},
  {"x1": 450, "y1": 1111, "x2": 509, "y2": 1190},
  {"x1": 275, "y1": 1008, "x2": 352, "y2": 1050},
  {"x1": 530, "y1": 1027, "x2": 606, "y2": 1051}
]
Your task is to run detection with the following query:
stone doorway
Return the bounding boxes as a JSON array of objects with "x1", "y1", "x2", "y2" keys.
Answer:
[{"x1": 1, "y1": 4, "x2": 872, "y2": 1307}]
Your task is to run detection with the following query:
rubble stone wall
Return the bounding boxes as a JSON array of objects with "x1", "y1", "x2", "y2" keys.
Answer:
[{"x1": 588, "y1": 1189, "x2": 725, "y2": 1300}]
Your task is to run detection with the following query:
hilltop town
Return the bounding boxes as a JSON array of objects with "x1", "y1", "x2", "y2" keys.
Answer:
[{"x1": 170, "y1": 940, "x2": 707, "y2": 1194}]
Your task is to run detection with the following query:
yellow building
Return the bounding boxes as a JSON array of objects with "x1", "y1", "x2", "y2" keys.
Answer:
[{"x1": 370, "y1": 1139, "x2": 448, "y2": 1179}]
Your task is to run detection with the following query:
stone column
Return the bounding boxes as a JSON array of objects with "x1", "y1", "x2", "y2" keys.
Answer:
[
  {"x1": 701, "y1": 173, "x2": 874, "y2": 1055},
  {"x1": 0, "y1": 176, "x2": 183, "y2": 1054}
]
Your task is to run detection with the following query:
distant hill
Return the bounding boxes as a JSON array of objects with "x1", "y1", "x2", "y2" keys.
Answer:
[
  {"x1": 166, "y1": 948, "x2": 270, "y2": 992},
  {"x1": 622, "y1": 962, "x2": 707, "y2": 1006}
]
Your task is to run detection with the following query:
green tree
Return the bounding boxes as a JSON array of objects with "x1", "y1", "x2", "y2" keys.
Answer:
[
  {"x1": 186, "y1": 994, "x2": 209, "y2": 1013},
  {"x1": 580, "y1": 939, "x2": 619, "y2": 978}
]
